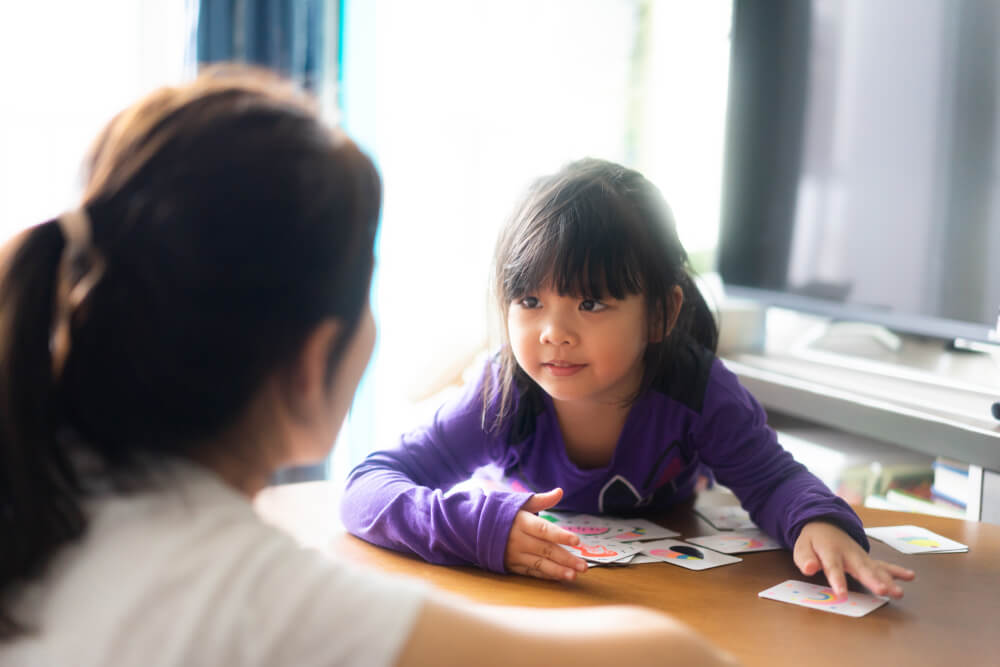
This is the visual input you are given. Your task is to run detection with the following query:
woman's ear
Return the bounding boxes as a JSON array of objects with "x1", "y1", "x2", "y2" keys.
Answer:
[
  {"x1": 273, "y1": 307, "x2": 375, "y2": 467},
  {"x1": 282, "y1": 319, "x2": 342, "y2": 426},
  {"x1": 649, "y1": 286, "x2": 685, "y2": 343}
]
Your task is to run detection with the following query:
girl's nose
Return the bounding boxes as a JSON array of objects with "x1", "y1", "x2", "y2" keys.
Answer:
[{"x1": 540, "y1": 319, "x2": 577, "y2": 346}]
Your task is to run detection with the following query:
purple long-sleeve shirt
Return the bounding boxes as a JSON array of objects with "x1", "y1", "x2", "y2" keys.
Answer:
[{"x1": 341, "y1": 344, "x2": 868, "y2": 573}]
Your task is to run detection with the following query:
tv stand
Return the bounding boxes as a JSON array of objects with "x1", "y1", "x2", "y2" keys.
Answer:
[
  {"x1": 792, "y1": 319, "x2": 903, "y2": 356},
  {"x1": 719, "y1": 307, "x2": 1000, "y2": 523}
]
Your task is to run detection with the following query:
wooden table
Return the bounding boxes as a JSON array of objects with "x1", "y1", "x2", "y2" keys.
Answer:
[{"x1": 255, "y1": 482, "x2": 1000, "y2": 666}]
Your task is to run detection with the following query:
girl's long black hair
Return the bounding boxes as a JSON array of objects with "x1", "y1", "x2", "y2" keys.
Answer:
[
  {"x1": 487, "y1": 158, "x2": 718, "y2": 430},
  {"x1": 0, "y1": 66, "x2": 381, "y2": 637}
]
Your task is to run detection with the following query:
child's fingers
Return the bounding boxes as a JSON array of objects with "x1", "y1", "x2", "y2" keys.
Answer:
[
  {"x1": 792, "y1": 537, "x2": 821, "y2": 576},
  {"x1": 847, "y1": 557, "x2": 913, "y2": 599},
  {"x1": 845, "y1": 556, "x2": 900, "y2": 598},
  {"x1": 506, "y1": 523, "x2": 587, "y2": 576},
  {"x1": 885, "y1": 562, "x2": 916, "y2": 581},
  {"x1": 524, "y1": 513, "x2": 580, "y2": 546},
  {"x1": 508, "y1": 556, "x2": 578, "y2": 582},
  {"x1": 507, "y1": 534, "x2": 586, "y2": 581},
  {"x1": 504, "y1": 513, "x2": 586, "y2": 580},
  {"x1": 520, "y1": 487, "x2": 564, "y2": 514},
  {"x1": 815, "y1": 549, "x2": 847, "y2": 598},
  {"x1": 517, "y1": 531, "x2": 588, "y2": 572}
]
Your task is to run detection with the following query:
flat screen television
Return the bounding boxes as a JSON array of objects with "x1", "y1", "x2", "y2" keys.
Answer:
[{"x1": 716, "y1": 0, "x2": 1000, "y2": 346}]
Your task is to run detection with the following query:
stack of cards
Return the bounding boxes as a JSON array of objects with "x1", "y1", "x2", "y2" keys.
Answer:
[
  {"x1": 758, "y1": 580, "x2": 889, "y2": 617},
  {"x1": 864, "y1": 525, "x2": 969, "y2": 554},
  {"x1": 542, "y1": 509, "x2": 786, "y2": 568},
  {"x1": 559, "y1": 537, "x2": 642, "y2": 566},
  {"x1": 542, "y1": 511, "x2": 681, "y2": 567}
]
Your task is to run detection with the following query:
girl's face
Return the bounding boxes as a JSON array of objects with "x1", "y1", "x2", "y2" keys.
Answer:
[{"x1": 507, "y1": 285, "x2": 649, "y2": 406}]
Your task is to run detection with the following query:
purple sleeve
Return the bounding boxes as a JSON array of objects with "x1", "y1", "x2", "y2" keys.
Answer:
[
  {"x1": 339, "y1": 367, "x2": 533, "y2": 572},
  {"x1": 694, "y1": 361, "x2": 869, "y2": 551}
]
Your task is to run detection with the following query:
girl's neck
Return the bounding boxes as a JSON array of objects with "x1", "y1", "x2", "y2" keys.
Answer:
[{"x1": 552, "y1": 398, "x2": 633, "y2": 469}]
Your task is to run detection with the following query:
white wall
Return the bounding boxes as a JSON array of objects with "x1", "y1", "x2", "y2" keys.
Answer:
[{"x1": 0, "y1": 0, "x2": 196, "y2": 238}]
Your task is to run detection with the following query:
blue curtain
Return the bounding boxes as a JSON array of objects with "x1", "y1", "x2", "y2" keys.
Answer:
[{"x1": 197, "y1": 0, "x2": 325, "y2": 90}]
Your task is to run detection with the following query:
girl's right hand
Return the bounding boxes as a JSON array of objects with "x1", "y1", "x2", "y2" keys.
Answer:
[{"x1": 504, "y1": 488, "x2": 589, "y2": 581}]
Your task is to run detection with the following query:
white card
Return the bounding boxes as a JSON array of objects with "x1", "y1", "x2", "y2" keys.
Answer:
[
  {"x1": 638, "y1": 539, "x2": 743, "y2": 570},
  {"x1": 604, "y1": 553, "x2": 636, "y2": 566},
  {"x1": 686, "y1": 531, "x2": 783, "y2": 554},
  {"x1": 758, "y1": 580, "x2": 888, "y2": 617},
  {"x1": 627, "y1": 553, "x2": 661, "y2": 565},
  {"x1": 559, "y1": 536, "x2": 641, "y2": 563},
  {"x1": 606, "y1": 518, "x2": 681, "y2": 542},
  {"x1": 539, "y1": 511, "x2": 622, "y2": 538},
  {"x1": 864, "y1": 525, "x2": 969, "y2": 554},
  {"x1": 537, "y1": 510, "x2": 579, "y2": 524},
  {"x1": 694, "y1": 505, "x2": 757, "y2": 531}
]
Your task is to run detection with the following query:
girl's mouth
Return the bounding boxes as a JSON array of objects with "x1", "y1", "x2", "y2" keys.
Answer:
[{"x1": 542, "y1": 361, "x2": 586, "y2": 377}]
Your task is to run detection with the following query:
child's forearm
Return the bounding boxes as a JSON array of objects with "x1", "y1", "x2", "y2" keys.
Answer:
[{"x1": 341, "y1": 468, "x2": 531, "y2": 571}]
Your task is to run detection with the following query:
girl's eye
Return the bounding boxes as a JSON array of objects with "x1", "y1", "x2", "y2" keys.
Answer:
[
  {"x1": 517, "y1": 296, "x2": 540, "y2": 309},
  {"x1": 580, "y1": 298, "x2": 608, "y2": 312}
]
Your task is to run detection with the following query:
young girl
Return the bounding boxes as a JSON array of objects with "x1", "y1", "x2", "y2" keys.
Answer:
[
  {"x1": 0, "y1": 72, "x2": 735, "y2": 666},
  {"x1": 342, "y1": 158, "x2": 915, "y2": 600}
]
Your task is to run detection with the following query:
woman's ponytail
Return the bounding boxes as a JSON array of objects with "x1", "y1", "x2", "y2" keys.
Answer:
[{"x1": 0, "y1": 220, "x2": 85, "y2": 638}]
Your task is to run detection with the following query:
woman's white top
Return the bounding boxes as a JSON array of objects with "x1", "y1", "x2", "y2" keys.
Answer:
[{"x1": 3, "y1": 461, "x2": 426, "y2": 666}]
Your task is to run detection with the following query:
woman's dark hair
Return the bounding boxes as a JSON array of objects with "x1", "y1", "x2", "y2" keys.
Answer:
[
  {"x1": 0, "y1": 66, "x2": 381, "y2": 636},
  {"x1": 487, "y1": 157, "x2": 718, "y2": 429}
]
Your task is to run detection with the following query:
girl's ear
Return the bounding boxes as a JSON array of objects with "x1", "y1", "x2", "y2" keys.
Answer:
[{"x1": 649, "y1": 285, "x2": 684, "y2": 343}]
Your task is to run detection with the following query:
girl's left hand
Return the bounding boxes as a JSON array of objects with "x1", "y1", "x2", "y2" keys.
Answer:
[{"x1": 793, "y1": 520, "x2": 915, "y2": 599}]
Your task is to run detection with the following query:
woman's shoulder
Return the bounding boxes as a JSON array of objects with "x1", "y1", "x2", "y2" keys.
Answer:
[{"x1": 5, "y1": 463, "x2": 426, "y2": 666}]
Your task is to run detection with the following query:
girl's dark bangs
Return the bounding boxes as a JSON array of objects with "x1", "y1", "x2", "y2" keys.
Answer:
[{"x1": 508, "y1": 194, "x2": 644, "y2": 299}]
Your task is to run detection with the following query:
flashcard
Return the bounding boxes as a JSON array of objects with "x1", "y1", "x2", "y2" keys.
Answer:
[
  {"x1": 606, "y1": 518, "x2": 681, "y2": 542},
  {"x1": 538, "y1": 510, "x2": 578, "y2": 523},
  {"x1": 864, "y1": 525, "x2": 969, "y2": 554},
  {"x1": 603, "y1": 553, "x2": 636, "y2": 566},
  {"x1": 694, "y1": 505, "x2": 757, "y2": 531},
  {"x1": 638, "y1": 539, "x2": 742, "y2": 570},
  {"x1": 627, "y1": 553, "x2": 661, "y2": 565},
  {"x1": 539, "y1": 511, "x2": 620, "y2": 537},
  {"x1": 758, "y1": 580, "x2": 888, "y2": 617},
  {"x1": 686, "y1": 531, "x2": 783, "y2": 554},
  {"x1": 559, "y1": 536, "x2": 641, "y2": 564}
]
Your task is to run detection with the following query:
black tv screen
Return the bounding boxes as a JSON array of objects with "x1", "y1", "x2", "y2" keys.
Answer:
[{"x1": 717, "y1": 0, "x2": 1000, "y2": 344}]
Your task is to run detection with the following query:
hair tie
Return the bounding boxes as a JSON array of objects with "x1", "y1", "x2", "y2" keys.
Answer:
[{"x1": 50, "y1": 208, "x2": 105, "y2": 380}]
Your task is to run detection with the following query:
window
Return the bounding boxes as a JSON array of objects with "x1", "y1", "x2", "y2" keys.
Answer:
[
  {"x1": 333, "y1": 0, "x2": 733, "y2": 476},
  {"x1": 0, "y1": 0, "x2": 197, "y2": 240}
]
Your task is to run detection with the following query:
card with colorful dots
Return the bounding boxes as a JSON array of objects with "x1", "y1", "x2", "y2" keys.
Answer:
[
  {"x1": 758, "y1": 580, "x2": 888, "y2": 617},
  {"x1": 864, "y1": 525, "x2": 968, "y2": 554},
  {"x1": 637, "y1": 538, "x2": 743, "y2": 570}
]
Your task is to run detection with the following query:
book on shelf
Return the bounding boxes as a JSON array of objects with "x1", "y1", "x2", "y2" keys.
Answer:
[
  {"x1": 931, "y1": 456, "x2": 970, "y2": 509},
  {"x1": 864, "y1": 488, "x2": 967, "y2": 519},
  {"x1": 836, "y1": 462, "x2": 933, "y2": 506}
]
